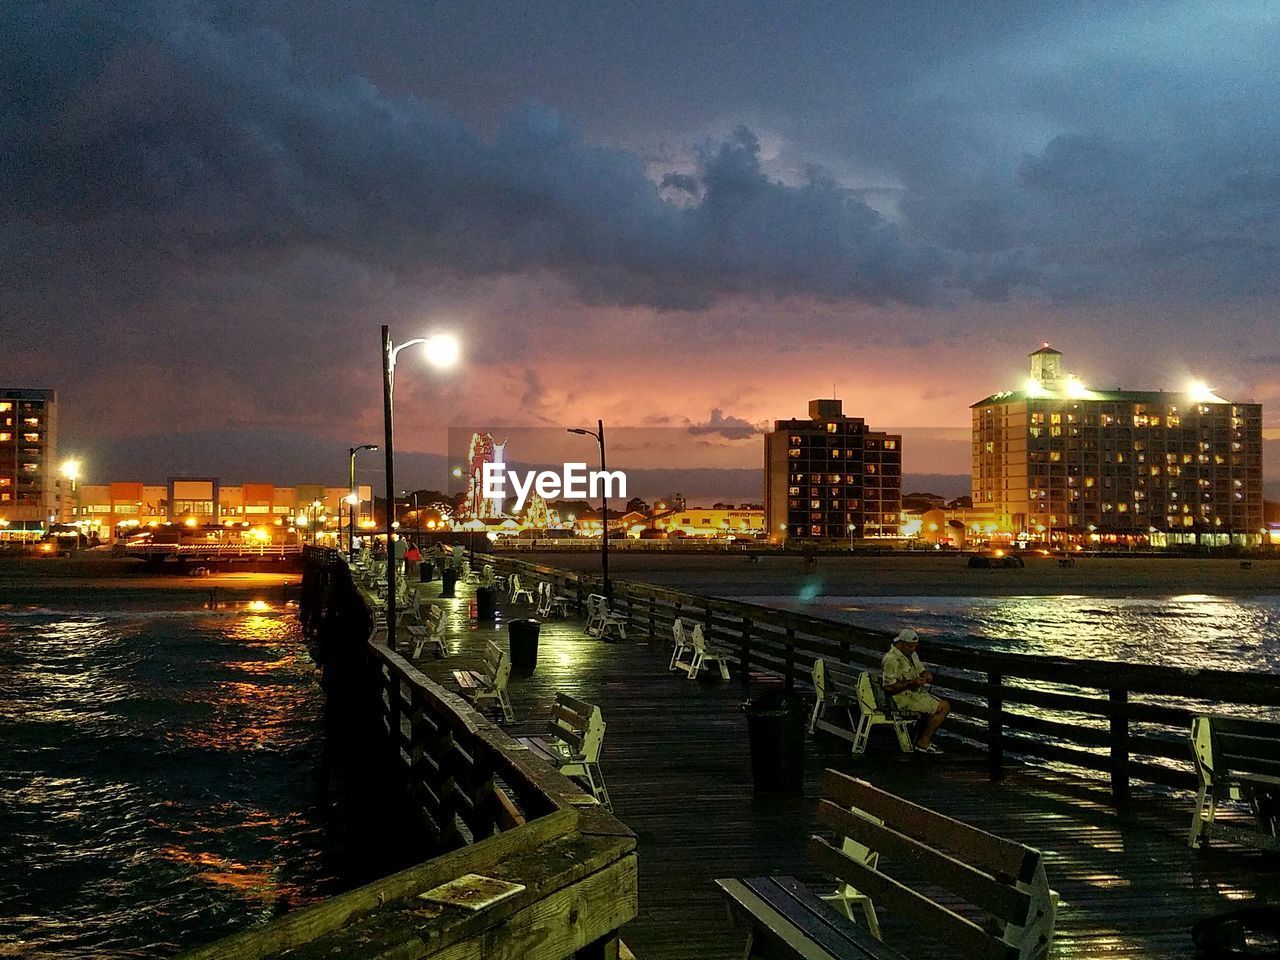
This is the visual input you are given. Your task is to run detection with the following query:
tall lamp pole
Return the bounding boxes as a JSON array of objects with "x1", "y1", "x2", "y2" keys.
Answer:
[
  {"x1": 568, "y1": 420, "x2": 610, "y2": 601},
  {"x1": 61, "y1": 459, "x2": 82, "y2": 551},
  {"x1": 348, "y1": 444, "x2": 379, "y2": 555},
  {"x1": 381, "y1": 326, "x2": 460, "y2": 651}
]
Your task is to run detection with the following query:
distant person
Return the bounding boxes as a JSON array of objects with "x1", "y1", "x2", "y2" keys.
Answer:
[{"x1": 882, "y1": 628, "x2": 950, "y2": 755}]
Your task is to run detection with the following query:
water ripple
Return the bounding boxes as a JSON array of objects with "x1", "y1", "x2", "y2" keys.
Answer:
[{"x1": 0, "y1": 602, "x2": 336, "y2": 958}]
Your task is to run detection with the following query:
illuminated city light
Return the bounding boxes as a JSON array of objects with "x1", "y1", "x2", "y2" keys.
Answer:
[
  {"x1": 422, "y1": 332, "x2": 460, "y2": 369},
  {"x1": 1187, "y1": 380, "x2": 1223, "y2": 403}
]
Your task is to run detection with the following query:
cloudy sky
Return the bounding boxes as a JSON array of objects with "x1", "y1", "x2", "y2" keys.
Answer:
[{"x1": 4, "y1": 1, "x2": 1279, "y2": 489}]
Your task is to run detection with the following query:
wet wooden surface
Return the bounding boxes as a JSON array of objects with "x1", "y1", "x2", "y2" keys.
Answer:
[{"x1": 392, "y1": 575, "x2": 1280, "y2": 960}]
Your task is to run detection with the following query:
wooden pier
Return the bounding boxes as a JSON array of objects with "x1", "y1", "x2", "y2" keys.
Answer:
[{"x1": 184, "y1": 549, "x2": 1280, "y2": 960}]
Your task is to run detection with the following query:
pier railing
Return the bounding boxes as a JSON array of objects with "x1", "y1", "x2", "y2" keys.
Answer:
[
  {"x1": 181, "y1": 548, "x2": 636, "y2": 960},
  {"x1": 483, "y1": 553, "x2": 1280, "y2": 805}
]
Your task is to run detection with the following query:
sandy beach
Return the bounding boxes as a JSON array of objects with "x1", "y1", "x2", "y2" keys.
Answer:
[
  {"x1": 510, "y1": 551, "x2": 1280, "y2": 599},
  {"x1": 0, "y1": 557, "x2": 299, "y2": 607}
]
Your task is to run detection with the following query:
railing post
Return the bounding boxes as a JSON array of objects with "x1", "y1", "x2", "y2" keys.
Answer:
[
  {"x1": 740, "y1": 615, "x2": 751, "y2": 688},
  {"x1": 988, "y1": 670, "x2": 1004, "y2": 782},
  {"x1": 784, "y1": 627, "x2": 796, "y2": 692},
  {"x1": 1109, "y1": 686, "x2": 1130, "y2": 807}
]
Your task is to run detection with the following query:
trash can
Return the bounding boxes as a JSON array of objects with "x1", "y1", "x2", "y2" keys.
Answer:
[
  {"x1": 1192, "y1": 907, "x2": 1280, "y2": 957},
  {"x1": 508, "y1": 619, "x2": 541, "y2": 675},
  {"x1": 743, "y1": 690, "x2": 807, "y2": 794},
  {"x1": 420, "y1": 560, "x2": 433, "y2": 582},
  {"x1": 476, "y1": 586, "x2": 497, "y2": 622},
  {"x1": 441, "y1": 568, "x2": 457, "y2": 598}
]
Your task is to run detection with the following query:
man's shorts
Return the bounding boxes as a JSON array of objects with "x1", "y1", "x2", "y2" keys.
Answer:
[{"x1": 893, "y1": 690, "x2": 941, "y2": 714}]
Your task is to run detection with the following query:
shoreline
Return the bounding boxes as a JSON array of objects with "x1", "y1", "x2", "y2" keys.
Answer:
[
  {"x1": 509, "y1": 552, "x2": 1280, "y2": 599},
  {"x1": 0, "y1": 558, "x2": 300, "y2": 608}
]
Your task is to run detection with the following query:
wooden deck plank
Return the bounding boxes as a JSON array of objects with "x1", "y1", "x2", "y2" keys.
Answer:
[{"x1": 373, "y1": 575, "x2": 1280, "y2": 960}]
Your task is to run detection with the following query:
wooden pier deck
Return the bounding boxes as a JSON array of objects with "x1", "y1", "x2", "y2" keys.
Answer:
[{"x1": 393, "y1": 574, "x2": 1280, "y2": 960}]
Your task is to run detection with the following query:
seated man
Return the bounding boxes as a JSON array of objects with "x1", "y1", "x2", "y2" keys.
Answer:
[{"x1": 881, "y1": 628, "x2": 950, "y2": 755}]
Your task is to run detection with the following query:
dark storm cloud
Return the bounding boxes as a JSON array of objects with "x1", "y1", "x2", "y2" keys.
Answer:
[
  {"x1": 686, "y1": 409, "x2": 761, "y2": 440},
  {"x1": 0, "y1": 1, "x2": 984, "y2": 317}
]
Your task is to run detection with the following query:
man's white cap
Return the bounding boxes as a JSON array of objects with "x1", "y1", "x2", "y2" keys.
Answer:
[{"x1": 894, "y1": 628, "x2": 919, "y2": 645}]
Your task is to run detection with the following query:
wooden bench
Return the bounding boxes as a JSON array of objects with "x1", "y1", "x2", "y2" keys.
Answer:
[
  {"x1": 407, "y1": 604, "x2": 448, "y2": 659},
  {"x1": 585, "y1": 593, "x2": 627, "y2": 641},
  {"x1": 809, "y1": 661, "x2": 913, "y2": 755},
  {"x1": 518, "y1": 693, "x2": 611, "y2": 809},
  {"x1": 717, "y1": 876, "x2": 906, "y2": 960},
  {"x1": 1189, "y1": 714, "x2": 1280, "y2": 850},
  {"x1": 453, "y1": 640, "x2": 514, "y2": 722},
  {"x1": 719, "y1": 770, "x2": 1056, "y2": 960},
  {"x1": 669, "y1": 618, "x2": 696, "y2": 672},
  {"x1": 685, "y1": 623, "x2": 729, "y2": 681}
]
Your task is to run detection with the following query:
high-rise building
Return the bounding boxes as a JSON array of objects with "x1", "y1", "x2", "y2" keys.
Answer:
[
  {"x1": 764, "y1": 399, "x2": 902, "y2": 544},
  {"x1": 0, "y1": 388, "x2": 58, "y2": 536},
  {"x1": 972, "y1": 348, "x2": 1264, "y2": 545}
]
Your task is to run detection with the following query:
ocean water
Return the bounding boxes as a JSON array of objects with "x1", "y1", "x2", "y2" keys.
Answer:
[
  {"x1": 0, "y1": 598, "x2": 339, "y2": 959},
  {"x1": 745, "y1": 593, "x2": 1280, "y2": 672}
]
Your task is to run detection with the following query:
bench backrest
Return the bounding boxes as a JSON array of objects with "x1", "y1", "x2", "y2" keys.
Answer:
[
  {"x1": 673, "y1": 618, "x2": 690, "y2": 647},
  {"x1": 857, "y1": 672, "x2": 892, "y2": 715},
  {"x1": 810, "y1": 770, "x2": 1054, "y2": 960},
  {"x1": 1192, "y1": 714, "x2": 1280, "y2": 784},
  {"x1": 547, "y1": 693, "x2": 605, "y2": 762},
  {"x1": 483, "y1": 640, "x2": 510, "y2": 688},
  {"x1": 691, "y1": 623, "x2": 708, "y2": 653},
  {"x1": 812, "y1": 658, "x2": 827, "y2": 702}
]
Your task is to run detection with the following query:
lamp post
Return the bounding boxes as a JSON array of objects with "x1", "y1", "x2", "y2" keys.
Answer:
[
  {"x1": 401, "y1": 489, "x2": 420, "y2": 546},
  {"x1": 567, "y1": 420, "x2": 610, "y2": 601},
  {"x1": 60, "y1": 459, "x2": 81, "y2": 551},
  {"x1": 382, "y1": 326, "x2": 460, "y2": 651},
  {"x1": 348, "y1": 444, "x2": 379, "y2": 555}
]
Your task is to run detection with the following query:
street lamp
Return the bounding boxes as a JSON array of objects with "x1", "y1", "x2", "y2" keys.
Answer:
[
  {"x1": 382, "y1": 326, "x2": 460, "y2": 651},
  {"x1": 348, "y1": 444, "x2": 379, "y2": 554},
  {"x1": 567, "y1": 420, "x2": 610, "y2": 601},
  {"x1": 60, "y1": 459, "x2": 82, "y2": 549},
  {"x1": 402, "y1": 489, "x2": 421, "y2": 546}
]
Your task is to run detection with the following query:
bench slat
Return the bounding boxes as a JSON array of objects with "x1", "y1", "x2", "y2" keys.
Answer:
[
  {"x1": 557, "y1": 692, "x2": 595, "y2": 717},
  {"x1": 823, "y1": 770, "x2": 1036, "y2": 884},
  {"x1": 552, "y1": 702, "x2": 590, "y2": 731},
  {"x1": 808, "y1": 837, "x2": 1019, "y2": 960},
  {"x1": 548, "y1": 722, "x2": 586, "y2": 754},
  {"x1": 717, "y1": 877, "x2": 900, "y2": 960},
  {"x1": 816, "y1": 801, "x2": 1031, "y2": 926}
]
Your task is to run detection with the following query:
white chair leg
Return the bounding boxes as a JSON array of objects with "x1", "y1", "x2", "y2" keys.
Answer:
[
  {"x1": 852, "y1": 716, "x2": 869, "y2": 755},
  {"x1": 808, "y1": 699, "x2": 823, "y2": 734},
  {"x1": 688, "y1": 652, "x2": 702, "y2": 681},
  {"x1": 1190, "y1": 783, "x2": 1208, "y2": 848},
  {"x1": 894, "y1": 720, "x2": 914, "y2": 753},
  {"x1": 719, "y1": 659, "x2": 730, "y2": 680},
  {"x1": 861, "y1": 899, "x2": 882, "y2": 940}
]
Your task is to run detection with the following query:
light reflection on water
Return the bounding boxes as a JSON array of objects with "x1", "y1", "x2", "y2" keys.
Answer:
[
  {"x1": 748, "y1": 593, "x2": 1280, "y2": 672},
  {"x1": 0, "y1": 603, "x2": 335, "y2": 958}
]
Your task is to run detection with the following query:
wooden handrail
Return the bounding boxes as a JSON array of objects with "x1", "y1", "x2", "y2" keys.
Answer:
[
  {"x1": 481, "y1": 552, "x2": 1280, "y2": 804},
  {"x1": 181, "y1": 549, "x2": 637, "y2": 960}
]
